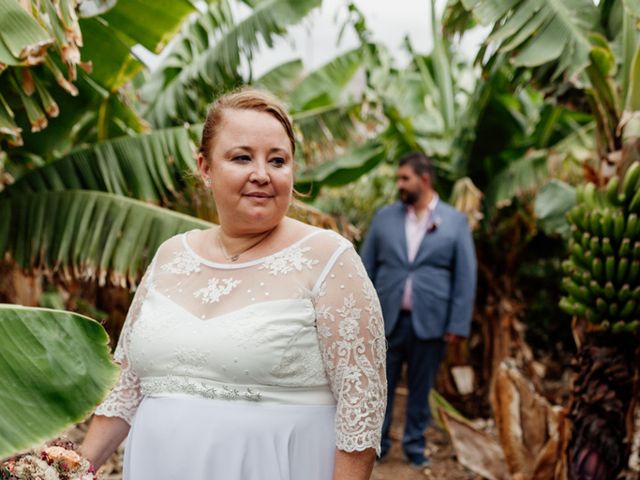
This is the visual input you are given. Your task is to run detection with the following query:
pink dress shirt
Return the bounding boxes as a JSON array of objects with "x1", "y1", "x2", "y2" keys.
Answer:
[{"x1": 401, "y1": 195, "x2": 439, "y2": 311}]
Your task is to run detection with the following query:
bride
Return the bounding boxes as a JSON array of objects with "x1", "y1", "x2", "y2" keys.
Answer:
[{"x1": 80, "y1": 88, "x2": 387, "y2": 480}]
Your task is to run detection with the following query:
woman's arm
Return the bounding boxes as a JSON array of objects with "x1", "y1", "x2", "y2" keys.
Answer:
[
  {"x1": 79, "y1": 415, "x2": 130, "y2": 469},
  {"x1": 313, "y1": 241, "x2": 387, "y2": 479},
  {"x1": 333, "y1": 448, "x2": 376, "y2": 480},
  {"x1": 79, "y1": 257, "x2": 157, "y2": 468}
]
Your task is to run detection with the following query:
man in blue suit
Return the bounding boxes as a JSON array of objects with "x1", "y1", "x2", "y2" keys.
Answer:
[{"x1": 360, "y1": 151, "x2": 476, "y2": 468}]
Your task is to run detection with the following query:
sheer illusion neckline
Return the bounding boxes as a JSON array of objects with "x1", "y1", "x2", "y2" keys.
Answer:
[{"x1": 181, "y1": 229, "x2": 323, "y2": 270}]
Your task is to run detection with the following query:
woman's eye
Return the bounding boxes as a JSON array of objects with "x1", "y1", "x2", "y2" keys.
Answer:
[
  {"x1": 233, "y1": 155, "x2": 251, "y2": 162},
  {"x1": 270, "y1": 157, "x2": 286, "y2": 167}
]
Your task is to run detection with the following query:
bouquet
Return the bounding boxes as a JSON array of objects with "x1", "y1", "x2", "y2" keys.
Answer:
[{"x1": 1, "y1": 439, "x2": 96, "y2": 480}]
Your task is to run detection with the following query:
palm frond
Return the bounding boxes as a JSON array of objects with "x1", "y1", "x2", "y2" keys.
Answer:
[{"x1": 0, "y1": 190, "x2": 211, "y2": 287}]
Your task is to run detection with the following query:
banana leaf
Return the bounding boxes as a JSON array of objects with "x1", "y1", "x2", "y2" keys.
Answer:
[
  {"x1": 5, "y1": 127, "x2": 196, "y2": 205},
  {"x1": 0, "y1": 304, "x2": 118, "y2": 459},
  {"x1": 288, "y1": 47, "x2": 366, "y2": 111},
  {"x1": 143, "y1": 0, "x2": 321, "y2": 127},
  {"x1": 534, "y1": 179, "x2": 576, "y2": 237},
  {"x1": 0, "y1": 190, "x2": 212, "y2": 287},
  {"x1": 295, "y1": 141, "x2": 386, "y2": 197},
  {"x1": 461, "y1": 0, "x2": 600, "y2": 81},
  {"x1": 0, "y1": 1, "x2": 53, "y2": 66},
  {"x1": 254, "y1": 59, "x2": 304, "y2": 99}
]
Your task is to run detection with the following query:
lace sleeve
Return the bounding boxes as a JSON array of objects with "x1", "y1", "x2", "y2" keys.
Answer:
[
  {"x1": 94, "y1": 260, "x2": 155, "y2": 425},
  {"x1": 313, "y1": 244, "x2": 387, "y2": 455}
]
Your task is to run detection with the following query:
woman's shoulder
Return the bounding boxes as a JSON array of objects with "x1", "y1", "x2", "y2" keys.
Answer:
[
  {"x1": 152, "y1": 229, "x2": 208, "y2": 265},
  {"x1": 284, "y1": 218, "x2": 353, "y2": 251}
]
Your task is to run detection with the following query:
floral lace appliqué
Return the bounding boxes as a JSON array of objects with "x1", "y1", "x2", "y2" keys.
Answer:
[
  {"x1": 259, "y1": 246, "x2": 319, "y2": 276},
  {"x1": 314, "y1": 246, "x2": 387, "y2": 455},
  {"x1": 94, "y1": 361, "x2": 142, "y2": 425},
  {"x1": 194, "y1": 278, "x2": 241, "y2": 304},
  {"x1": 161, "y1": 251, "x2": 201, "y2": 275}
]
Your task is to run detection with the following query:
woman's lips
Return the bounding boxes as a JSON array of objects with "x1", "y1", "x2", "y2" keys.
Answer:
[{"x1": 244, "y1": 192, "x2": 273, "y2": 198}]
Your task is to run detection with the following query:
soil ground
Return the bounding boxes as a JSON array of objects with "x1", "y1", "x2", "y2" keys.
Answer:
[{"x1": 371, "y1": 388, "x2": 480, "y2": 480}]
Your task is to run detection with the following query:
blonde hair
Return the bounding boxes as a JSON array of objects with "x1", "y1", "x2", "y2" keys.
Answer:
[{"x1": 199, "y1": 87, "x2": 296, "y2": 160}]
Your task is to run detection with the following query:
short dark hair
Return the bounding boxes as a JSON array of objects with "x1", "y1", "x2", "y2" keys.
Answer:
[{"x1": 398, "y1": 151, "x2": 435, "y2": 181}]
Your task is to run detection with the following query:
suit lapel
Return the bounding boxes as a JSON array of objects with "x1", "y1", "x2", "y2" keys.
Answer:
[{"x1": 395, "y1": 202, "x2": 409, "y2": 264}]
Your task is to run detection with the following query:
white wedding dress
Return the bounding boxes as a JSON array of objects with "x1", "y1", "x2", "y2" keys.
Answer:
[{"x1": 95, "y1": 228, "x2": 387, "y2": 480}]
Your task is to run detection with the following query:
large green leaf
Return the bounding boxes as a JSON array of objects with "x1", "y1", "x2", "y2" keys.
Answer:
[
  {"x1": 78, "y1": 17, "x2": 143, "y2": 91},
  {"x1": 100, "y1": 0, "x2": 196, "y2": 53},
  {"x1": 253, "y1": 59, "x2": 304, "y2": 99},
  {"x1": 429, "y1": 0, "x2": 455, "y2": 130},
  {"x1": 534, "y1": 179, "x2": 576, "y2": 236},
  {"x1": 0, "y1": 304, "x2": 118, "y2": 459},
  {"x1": 381, "y1": 71, "x2": 441, "y2": 133},
  {"x1": 485, "y1": 150, "x2": 549, "y2": 204},
  {"x1": 0, "y1": 190, "x2": 212, "y2": 287},
  {"x1": 0, "y1": 0, "x2": 53, "y2": 66},
  {"x1": 78, "y1": 0, "x2": 197, "y2": 89},
  {"x1": 293, "y1": 101, "x2": 369, "y2": 166},
  {"x1": 142, "y1": 0, "x2": 321, "y2": 127},
  {"x1": 5, "y1": 127, "x2": 196, "y2": 204},
  {"x1": 288, "y1": 47, "x2": 366, "y2": 111},
  {"x1": 296, "y1": 141, "x2": 386, "y2": 196},
  {"x1": 463, "y1": 0, "x2": 600, "y2": 81},
  {"x1": 286, "y1": 47, "x2": 372, "y2": 164}
]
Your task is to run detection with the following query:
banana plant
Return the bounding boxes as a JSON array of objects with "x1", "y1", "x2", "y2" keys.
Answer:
[
  {"x1": 560, "y1": 162, "x2": 640, "y2": 479},
  {"x1": 448, "y1": 0, "x2": 640, "y2": 476}
]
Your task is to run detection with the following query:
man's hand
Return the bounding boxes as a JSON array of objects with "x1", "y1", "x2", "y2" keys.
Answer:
[{"x1": 444, "y1": 333, "x2": 464, "y2": 345}]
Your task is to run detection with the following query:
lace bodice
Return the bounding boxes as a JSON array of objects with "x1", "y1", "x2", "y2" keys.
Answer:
[{"x1": 95, "y1": 228, "x2": 387, "y2": 453}]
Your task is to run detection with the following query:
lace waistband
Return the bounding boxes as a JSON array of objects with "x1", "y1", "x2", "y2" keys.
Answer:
[{"x1": 140, "y1": 376, "x2": 336, "y2": 405}]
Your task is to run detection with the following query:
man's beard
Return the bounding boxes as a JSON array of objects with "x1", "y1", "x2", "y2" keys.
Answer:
[{"x1": 399, "y1": 188, "x2": 419, "y2": 205}]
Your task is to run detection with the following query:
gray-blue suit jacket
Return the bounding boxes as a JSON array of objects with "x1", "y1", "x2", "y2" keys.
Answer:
[{"x1": 360, "y1": 201, "x2": 477, "y2": 340}]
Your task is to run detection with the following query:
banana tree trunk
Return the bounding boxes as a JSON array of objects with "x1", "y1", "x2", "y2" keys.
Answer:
[{"x1": 567, "y1": 333, "x2": 639, "y2": 479}]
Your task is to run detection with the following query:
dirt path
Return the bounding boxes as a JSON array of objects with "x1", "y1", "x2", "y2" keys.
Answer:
[{"x1": 372, "y1": 389, "x2": 480, "y2": 480}]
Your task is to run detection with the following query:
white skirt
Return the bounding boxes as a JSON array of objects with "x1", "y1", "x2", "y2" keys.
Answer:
[{"x1": 123, "y1": 396, "x2": 337, "y2": 480}]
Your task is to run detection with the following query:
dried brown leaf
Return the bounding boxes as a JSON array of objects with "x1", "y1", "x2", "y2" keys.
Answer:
[{"x1": 442, "y1": 411, "x2": 511, "y2": 480}]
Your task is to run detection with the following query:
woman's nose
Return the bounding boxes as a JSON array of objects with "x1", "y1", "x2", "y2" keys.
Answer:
[{"x1": 249, "y1": 161, "x2": 269, "y2": 183}]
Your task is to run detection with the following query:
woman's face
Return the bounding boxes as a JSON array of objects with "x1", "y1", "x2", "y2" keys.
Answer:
[{"x1": 198, "y1": 108, "x2": 294, "y2": 234}]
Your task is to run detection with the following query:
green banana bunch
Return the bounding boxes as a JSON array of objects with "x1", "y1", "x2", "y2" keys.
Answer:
[
  {"x1": 561, "y1": 162, "x2": 640, "y2": 333},
  {"x1": 621, "y1": 162, "x2": 640, "y2": 212}
]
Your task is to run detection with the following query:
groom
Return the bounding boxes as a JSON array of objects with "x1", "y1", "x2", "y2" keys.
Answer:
[{"x1": 360, "y1": 151, "x2": 476, "y2": 468}]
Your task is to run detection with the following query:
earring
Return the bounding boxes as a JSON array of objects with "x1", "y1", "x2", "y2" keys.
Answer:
[{"x1": 204, "y1": 177, "x2": 212, "y2": 187}]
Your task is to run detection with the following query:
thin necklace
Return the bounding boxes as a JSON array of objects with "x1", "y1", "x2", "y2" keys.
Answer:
[{"x1": 217, "y1": 228, "x2": 276, "y2": 262}]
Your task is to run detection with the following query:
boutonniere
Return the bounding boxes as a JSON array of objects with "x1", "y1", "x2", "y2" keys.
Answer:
[{"x1": 426, "y1": 215, "x2": 442, "y2": 234}]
